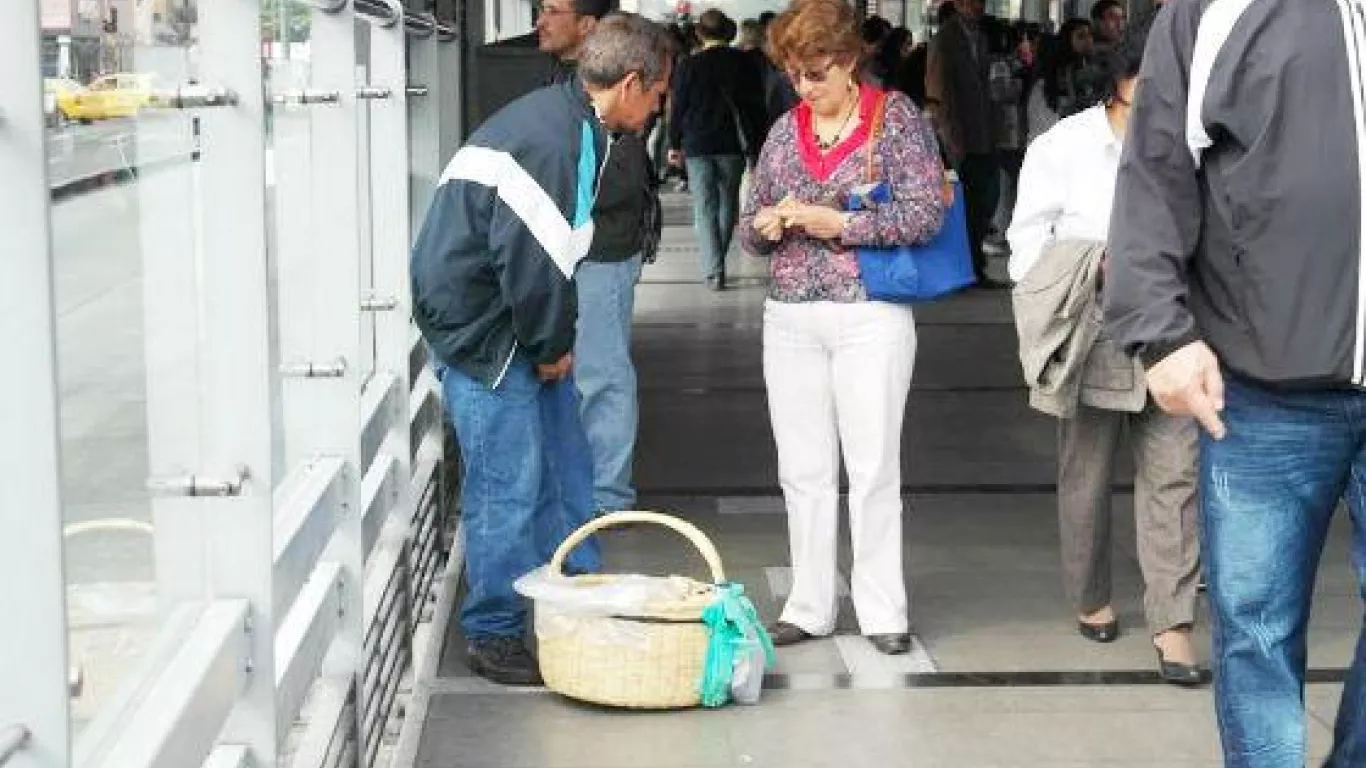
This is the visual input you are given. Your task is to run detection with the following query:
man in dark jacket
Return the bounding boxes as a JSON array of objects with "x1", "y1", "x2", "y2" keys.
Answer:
[
  {"x1": 668, "y1": 9, "x2": 765, "y2": 289},
  {"x1": 1104, "y1": 1, "x2": 1366, "y2": 764},
  {"x1": 411, "y1": 13, "x2": 672, "y2": 687},
  {"x1": 926, "y1": 0, "x2": 1003, "y2": 288},
  {"x1": 537, "y1": 0, "x2": 659, "y2": 516}
]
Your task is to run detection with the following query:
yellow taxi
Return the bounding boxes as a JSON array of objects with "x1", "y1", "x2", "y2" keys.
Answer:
[
  {"x1": 43, "y1": 78, "x2": 83, "y2": 126},
  {"x1": 56, "y1": 73, "x2": 160, "y2": 122}
]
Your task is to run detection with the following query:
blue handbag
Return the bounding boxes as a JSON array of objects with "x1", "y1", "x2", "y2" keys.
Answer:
[{"x1": 849, "y1": 96, "x2": 976, "y2": 303}]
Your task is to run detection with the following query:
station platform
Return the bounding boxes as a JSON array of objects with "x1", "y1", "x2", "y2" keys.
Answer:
[{"x1": 407, "y1": 194, "x2": 1355, "y2": 768}]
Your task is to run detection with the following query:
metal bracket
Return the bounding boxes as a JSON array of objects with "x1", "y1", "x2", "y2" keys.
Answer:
[
  {"x1": 357, "y1": 86, "x2": 393, "y2": 100},
  {"x1": 360, "y1": 293, "x2": 399, "y2": 312},
  {"x1": 147, "y1": 85, "x2": 239, "y2": 110},
  {"x1": 0, "y1": 726, "x2": 29, "y2": 765},
  {"x1": 242, "y1": 613, "x2": 255, "y2": 675},
  {"x1": 272, "y1": 90, "x2": 342, "y2": 106},
  {"x1": 146, "y1": 465, "x2": 251, "y2": 498},
  {"x1": 280, "y1": 358, "x2": 348, "y2": 379},
  {"x1": 405, "y1": 85, "x2": 430, "y2": 97}
]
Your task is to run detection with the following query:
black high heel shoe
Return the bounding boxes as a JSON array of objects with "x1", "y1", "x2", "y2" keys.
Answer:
[
  {"x1": 1077, "y1": 618, "x2": 1120, "y2": 643},
  {"x1": 1154, "y1": 640, "x2": 1207, "y2": 687}
]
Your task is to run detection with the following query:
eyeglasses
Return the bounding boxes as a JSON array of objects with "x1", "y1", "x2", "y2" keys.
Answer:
[
  {"x1": 536, "y1": 3, "x2": 575, "y2": 16},
  {"x1": 786, "y1": 60, "x2": 836, "y2": 85}
]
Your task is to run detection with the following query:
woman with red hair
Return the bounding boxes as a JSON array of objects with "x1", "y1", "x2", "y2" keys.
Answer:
[{"x1": 739, "y1": 0, "x2": 947, "y2": 655}]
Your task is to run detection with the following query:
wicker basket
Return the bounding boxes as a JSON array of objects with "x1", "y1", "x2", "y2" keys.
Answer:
[{"x1": 533, "y1": 511, "x2": 726, "y2": 709}]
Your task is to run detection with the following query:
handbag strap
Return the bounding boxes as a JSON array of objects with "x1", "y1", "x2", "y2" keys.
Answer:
[
  {"x1": 863, "y1": 94, "x2": 956, "y2": 207},
  {"x1": 863, "y1": 92, "x2": 889, "y2": 183}
]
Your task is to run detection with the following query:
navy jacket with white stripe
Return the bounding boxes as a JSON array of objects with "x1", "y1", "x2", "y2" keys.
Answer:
[
  {"x1": 1105, "y1": 0, "x2": 1366, "y2": 387},
  {"x1": 411, "y1": 79, "x2": 607, "y2": 387}
]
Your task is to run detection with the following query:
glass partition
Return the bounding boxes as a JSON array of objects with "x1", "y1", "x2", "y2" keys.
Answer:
[{"x1": 48, "y1": 1, "x2": 201, "y2": 737}]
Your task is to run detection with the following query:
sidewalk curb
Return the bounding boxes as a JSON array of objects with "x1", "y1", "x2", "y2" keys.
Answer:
[{"x1": 50, "y1": 152, "x2": 195, "y2": 203}]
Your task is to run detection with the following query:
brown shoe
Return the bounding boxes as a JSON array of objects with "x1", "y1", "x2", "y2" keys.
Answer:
[{"x1": 767, "y1": 621, "x2": 814, "y2": 647}]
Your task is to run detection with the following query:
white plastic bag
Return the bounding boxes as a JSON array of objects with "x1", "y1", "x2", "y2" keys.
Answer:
[
  {"x1": 729, "y1": 625, "x2": 767, "y2": 705},
  {"x1": 513, "y1": 565, "x2": 698, "y2": 616}
]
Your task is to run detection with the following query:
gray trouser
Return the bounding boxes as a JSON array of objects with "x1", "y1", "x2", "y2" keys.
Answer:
[{"x1": 1057, "y1": 401, "x2": 1200, "y2": 634}]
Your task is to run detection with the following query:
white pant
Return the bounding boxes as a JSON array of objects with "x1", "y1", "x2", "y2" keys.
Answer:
[{"x1": 763, "y1": 299, "x2": 917, "y2": 636}]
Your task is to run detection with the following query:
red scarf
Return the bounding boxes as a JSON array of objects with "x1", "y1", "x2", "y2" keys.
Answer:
[{"x1": 795, "y1": 83, "x2": 883, "y2": 182}]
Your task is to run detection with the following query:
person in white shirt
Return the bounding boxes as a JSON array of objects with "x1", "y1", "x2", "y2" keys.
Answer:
[{"x1": 1007, "y1": 16, "x2": 1204, "y2": 686}]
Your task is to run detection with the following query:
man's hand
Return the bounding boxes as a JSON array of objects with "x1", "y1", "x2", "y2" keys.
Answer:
[
  {"x1": 1145, "y1": 341, "x2": 1227, "y2": 440},
  {"x1": 537, "y1": 353, "x2": 573, "y2": 382},
  {"x1": 753, "y1": 207, "x2": 785, "y2": 242},
  {"x1": 667, "y1": 149, "x2": 684, "y2": 167}
]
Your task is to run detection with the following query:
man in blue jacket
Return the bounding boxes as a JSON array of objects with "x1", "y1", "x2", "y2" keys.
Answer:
[{"x1": 411, "y1": 13, "x2": 673, "y2": 686}]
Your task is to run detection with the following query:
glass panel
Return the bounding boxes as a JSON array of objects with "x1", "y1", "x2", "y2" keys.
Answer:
[
  {"x1": 264, "y1": 0, "x2": 319, "y2": 476},
  {"x1": 47, "y1": 0, "x2": 200, "y2": 736},
  {"x1": 357, "y1": 19, "x2": 378, "y2": 386}
]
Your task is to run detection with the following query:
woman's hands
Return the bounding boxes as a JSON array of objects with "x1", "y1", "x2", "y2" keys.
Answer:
[
  {"x1": 780, "y1": 200, "x2": 849, "y2": 239},
  {"x1": 753, "y1": 207, "x2": 785, "y2": 242},
  {"x1": 751, "y1": 196, "x2": 850, "y2": 242}
]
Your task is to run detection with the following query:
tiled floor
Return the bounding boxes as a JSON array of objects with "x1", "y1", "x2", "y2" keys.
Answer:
[{"x1": 414, "y1": 200, "x2": 1357, "y2": 767}]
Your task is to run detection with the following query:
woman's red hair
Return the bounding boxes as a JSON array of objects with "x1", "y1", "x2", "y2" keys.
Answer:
[{"x1": 767, "y1": 0, "x2": 864, "y2": 72}]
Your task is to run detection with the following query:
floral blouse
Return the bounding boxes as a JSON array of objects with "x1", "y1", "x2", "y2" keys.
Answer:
[{"x1": 740, "y1": 85, "x2": 947, "y2": 303}]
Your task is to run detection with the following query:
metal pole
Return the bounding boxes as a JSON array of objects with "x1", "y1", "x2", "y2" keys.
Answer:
[
  {"x1": 279, "y1": 0, "x2": 368, "y2": 755},
  {"x1": 139, "y1": 0, "x2": 280, "y2": 760},
  {"x1": 0, "y1": 3, "x2": 74, "y2": 767}
]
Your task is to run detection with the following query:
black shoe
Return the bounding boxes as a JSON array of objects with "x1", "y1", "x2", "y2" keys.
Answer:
[
  {"x1": 867, "y1": 633, "x2": 912, "y2": 655},
  {"x1": 705, "y1": 275, "x2": 726, "y2": 291},
  {"x1": 1078, "y1": 619, "x2": 1121, "y2": 643},
  {"x1": 1154, "y1": 642, "x2": 1207, "y2": 687},
  {"x1": 467, "y1": 637, "x2": 543, "y2": 686},
  {"x1": 767, "y1": 621, "x2": 814, "y2": 647}
]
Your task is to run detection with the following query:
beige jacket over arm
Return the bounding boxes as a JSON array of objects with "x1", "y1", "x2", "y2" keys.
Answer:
[{"x1": 1010, "y1": 238, "x2": 1146, "y2": 418}]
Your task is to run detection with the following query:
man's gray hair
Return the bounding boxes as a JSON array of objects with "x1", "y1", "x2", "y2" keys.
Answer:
[{"x1": 577, "y1": 12, "x2": 674, "y2": 89}]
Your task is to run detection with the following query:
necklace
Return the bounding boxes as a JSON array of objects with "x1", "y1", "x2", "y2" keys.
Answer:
[{"x1": 814, "y1": 89, "x2": 859, "y2": 151}]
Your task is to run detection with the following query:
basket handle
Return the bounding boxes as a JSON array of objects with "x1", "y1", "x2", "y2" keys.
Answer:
[{"x1": 549, "y1": 511, "x2": 727, "y2": 584}]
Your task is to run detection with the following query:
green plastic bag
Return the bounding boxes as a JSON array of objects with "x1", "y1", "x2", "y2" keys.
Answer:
[{"x1": 699, "y1": 583, "x2": 775, "y2": 707}]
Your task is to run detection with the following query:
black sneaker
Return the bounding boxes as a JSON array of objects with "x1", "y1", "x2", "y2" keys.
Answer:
[{"x1": 467, "y1": 637, "x2": 543, "y2": 687}]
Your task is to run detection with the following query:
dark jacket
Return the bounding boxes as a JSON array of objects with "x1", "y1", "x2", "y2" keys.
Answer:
[
  {"x1": 900, "y1": 45, "x2": 929, "y2": 107},
  {"x1": 742, "y1": 48, "x2": 796, "y2": 143},
  {"x1": 1105, "y1": 0, "x2": 1366, "y2": 387},
  {"x1": 929, "y1": 17, "x2": 996, "y2": 156},
  {"x1": 549, "y1": 58, "x2": 653, "y2": 262},
  {"x1": 669, "y1": 44, "x2": 767, "y2": 160},
  {"x1": 759, "y1": 52, "x2": 800, "y2": 139},
  {"x1": 410, "y1": 80, "x2": 609, "y2": 386}
]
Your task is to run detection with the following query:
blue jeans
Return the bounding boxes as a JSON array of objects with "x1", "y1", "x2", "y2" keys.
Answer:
[
  {"x1": 1201, "y1": 373, "x2": 1366, "y2": 768},
  {"x1": 574, "y1": 255, "x2": 642, "y2": 512},
  {"x1": 440, "y1": 355, "x2": 602, "y2": 641},
  {"x1": 685, "y1": 154, "x2": 746, "y2": 281}
]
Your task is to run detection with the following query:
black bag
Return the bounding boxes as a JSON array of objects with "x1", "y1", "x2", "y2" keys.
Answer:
[{"x1": 641, "y1": 173, "x2": 663, "y2": 264}]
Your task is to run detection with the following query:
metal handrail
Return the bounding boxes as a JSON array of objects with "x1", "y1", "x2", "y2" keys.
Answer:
[
  {"x1": 354, "y1": 0, "x2": 401, "y2": 27},
  {"x1": 404, "y1": 12, "x2": 436, "y2": 38},
  {"x1": 350, "y1": 3, "x2": 453, "y2": 40},
  {"x1": 0, "y1": 725, "x2": 31, "y2": 765}
]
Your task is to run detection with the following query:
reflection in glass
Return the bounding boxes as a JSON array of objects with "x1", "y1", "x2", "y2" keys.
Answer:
[{"x1": 46, "y1": 1, "x2": 200, "y2": 737}]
